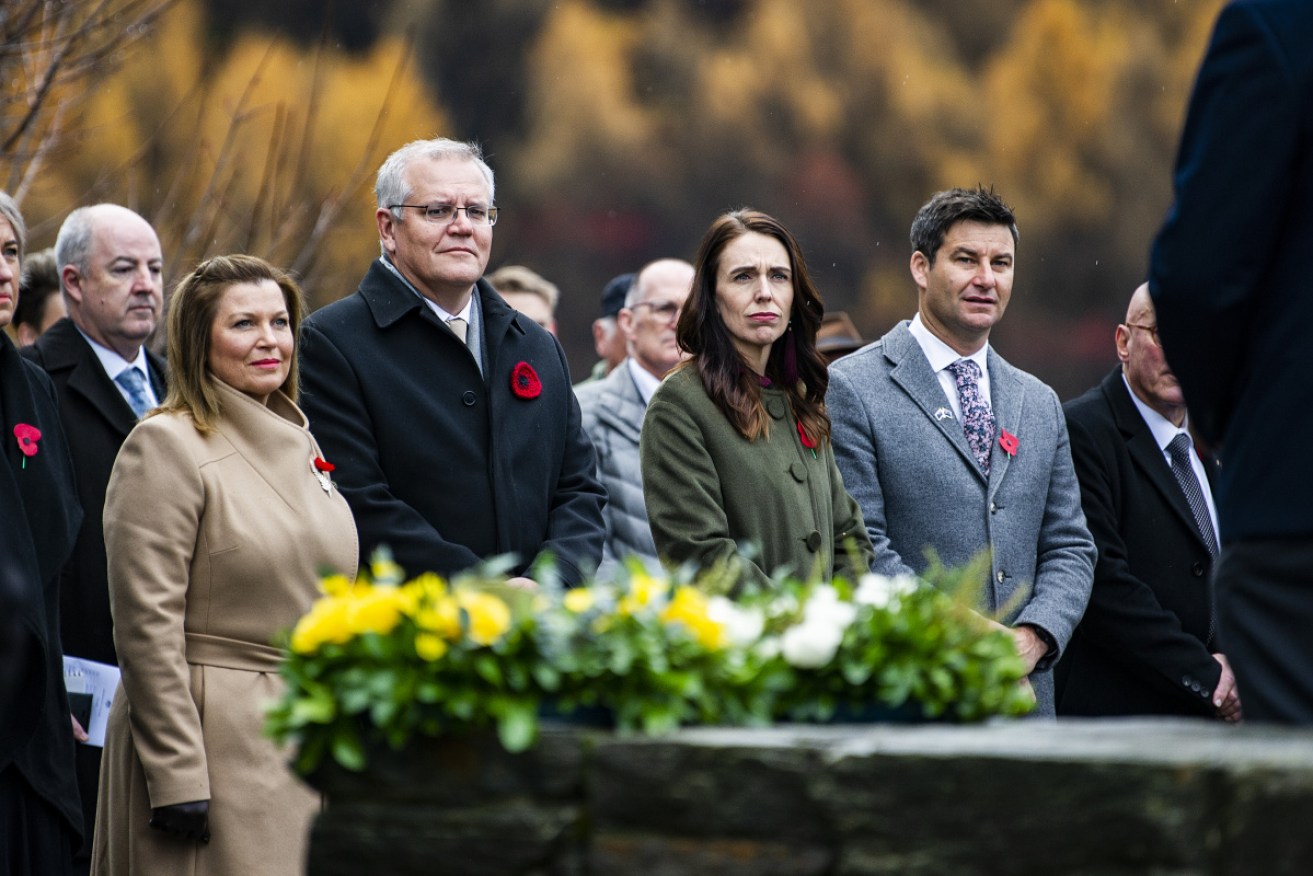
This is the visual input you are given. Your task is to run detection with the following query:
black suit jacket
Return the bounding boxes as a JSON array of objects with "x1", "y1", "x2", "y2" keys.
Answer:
[
  {"x1": 300, "y1": 264, "x2": 605, "y2": 585},
  {"x1": 1, "y1": 332, "x2": 84, "y2": 845},
  {"x1": 1057, "y1": 369, "x2": 1221, "y2": 717},
  {"x1": 1150, "y1": 0, "x2": 1313, "y2": 542},
  {"x1": 22, "y1": 318, "x2": 168, "y2": 665}
]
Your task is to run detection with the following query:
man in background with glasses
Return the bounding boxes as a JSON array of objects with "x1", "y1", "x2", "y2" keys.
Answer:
[
  {"x1": 575, "y1": 258, "x2": 693, "y2": 576},
  {"x1": 300, "y1": 138, "x2": 605, "y2": 588},
  {"x1": 1058, "y1": 283, "x2": 1239, "y2": 721}
]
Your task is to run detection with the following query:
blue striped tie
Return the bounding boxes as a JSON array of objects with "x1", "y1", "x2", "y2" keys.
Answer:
[{"x1": 115, "y1": 368, "x2": 152, "y2": 419}]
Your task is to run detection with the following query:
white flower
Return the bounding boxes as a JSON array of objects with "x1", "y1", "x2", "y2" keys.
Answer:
[
  {"x1": 754, "y1": 635, "x2": 782, "y2": 660},
  {"x1": 854, "y1": 573, "x2": 920, "y2": 610},
  {"x1": 707, "y1": 596, "x2": 765, "y2": 646},
  {"x1": 781, "y1": 619, "x2": 844, "y2": 668},
  {"x1": 802, "y1": 584, "x2": 857, "y2": 628}
]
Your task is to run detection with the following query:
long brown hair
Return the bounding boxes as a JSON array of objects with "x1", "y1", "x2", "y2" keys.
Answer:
[
  {"x1": 677, "y1": 209, "x2": 830, "y2": 443},
  {"x1": 154, "y1": 254, "x2": 307, "y2": 433}
]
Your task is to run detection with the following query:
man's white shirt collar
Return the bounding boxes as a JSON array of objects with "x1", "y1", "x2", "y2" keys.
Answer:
[
  {"x1": 908, "y1": 312, "x2": 992, "y2": 417},
  {"x1": 626, "y1": 357, "x2": 661, "y2": 405},
  {"x1": 76, "y1": 325, "x2": 157, "y2": 404}
]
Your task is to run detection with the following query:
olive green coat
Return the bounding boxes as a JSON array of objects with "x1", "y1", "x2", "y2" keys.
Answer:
[{"x1": 640, "y1": 366, "x2": 873, "y2": 590}]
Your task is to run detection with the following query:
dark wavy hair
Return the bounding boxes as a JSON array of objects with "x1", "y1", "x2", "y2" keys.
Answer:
[
  {"x1": 676, "y1": 209, "x2": 830, "y2": 444},
  {"x1": 154, "y1": 254, "x2": 307, "y2": 433}
]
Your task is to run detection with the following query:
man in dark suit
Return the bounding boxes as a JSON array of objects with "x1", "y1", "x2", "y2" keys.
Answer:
[
  {"x1": 1059, "y1": 284, "x2": 1240, "y2": 720},
  {"x1": 300, "y1": 138, "x2": 605, "y2": 586},
  {"x1": 1150, "y1": 0, "x2": 1313, "y2": 723},
  {"x1": 22, "y1": 203, "x2": 166, "y2": 870}
]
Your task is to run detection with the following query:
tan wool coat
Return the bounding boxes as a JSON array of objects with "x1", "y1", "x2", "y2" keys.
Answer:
[{"x1": 92, "y1": 382, "x2": 358, "y2": 876}]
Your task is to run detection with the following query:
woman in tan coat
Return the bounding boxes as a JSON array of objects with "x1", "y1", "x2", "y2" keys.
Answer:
[{"x1": 92, "y1": 255, "x2": 358, "y2": 875}]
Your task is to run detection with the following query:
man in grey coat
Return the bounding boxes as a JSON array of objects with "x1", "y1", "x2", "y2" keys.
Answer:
[
  {"x1": 576, "y1": 258, "x2": 693, "y2": 576},
  {"x1": 828, "y1": 187, "x2": 1095, "y2": 716}
]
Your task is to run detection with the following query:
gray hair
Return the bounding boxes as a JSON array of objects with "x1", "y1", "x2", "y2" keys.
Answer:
[
  {"x1": 54, "y1": 205, "x2": 97, "y2": 284},
  {"x1": 0, "y1": 191, "x2": 27, "y2": 262},
  {"x1": 375, "y1": 139, "x2": 496, "y2": 221}
]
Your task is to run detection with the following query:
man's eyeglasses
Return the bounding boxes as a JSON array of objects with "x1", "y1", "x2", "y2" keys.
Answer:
[
  {"x1": 631, "y1": 299, "x2": 681, "y2": 322},
  {"x1": 390, "y1": 204, "x2": 499, "y2": 226},
  {"x1": 1125, "y1": 323, "x2": 1160, "y2": 347}
]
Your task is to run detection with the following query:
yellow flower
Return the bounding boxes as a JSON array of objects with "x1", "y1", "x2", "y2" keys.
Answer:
[
  {"x1": 347, "y1": 587, "x2": 404, "y2": 637},
  {"x1": 289, "y1": 596, "x2": 353, "y2": 654},
  {"x1": 563, "y1": 588, "x2": 595, "y2": 614},
  {"x1": 414, "y1": 632, "x2": 448, "y2": 662},
  {"x1": 415, "y1": 598, "x2": 461, "y2": 639},
  {"x1": 320, "y1": 574, "x2": 353, "y2": 597},
  {"x1": 660, "y1": 586, "x2": 727, "y2": 650},
  {"x1": 456, "y1": 590, "x2": 511, "y2": 646},
  {"x1": 370, "y1": 556, "x2": 406, "y2": 585}
]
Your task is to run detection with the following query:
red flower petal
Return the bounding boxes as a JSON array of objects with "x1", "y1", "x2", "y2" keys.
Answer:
[
  {"x1": 510, "y1": 361, "x2": 542, "y2": 399},
  {"x1": 999, "y1": 429, "x2": 1019, "y2": 457},
  {"x1": 796, "y1": 420, "x2": 817, "y2": 450},
  {"x1": 313, "y1": 457, "x2": 336, "y2": 473},
  {"x1": 14, "y1": 423, "x2": 41, "y2": 458}
]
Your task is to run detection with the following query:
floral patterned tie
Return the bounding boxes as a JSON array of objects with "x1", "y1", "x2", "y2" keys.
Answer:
[{"x1": 947, "y1": 359, "x2": 994, "y2": 476}]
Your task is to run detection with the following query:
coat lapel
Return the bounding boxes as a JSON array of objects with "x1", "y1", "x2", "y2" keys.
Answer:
[
  {"x1": 40, "y1": 319, "x2": 138, "y2": 435},
  {"x1": 1103, "y1": 369, "x2": 1211, "y2": 550},
  {"x1": 985, "y1": 348, "x2": 1022, "y2": 496},
  {"x1": 884, "y1": 324, "x2": 982, "y2": 481}
]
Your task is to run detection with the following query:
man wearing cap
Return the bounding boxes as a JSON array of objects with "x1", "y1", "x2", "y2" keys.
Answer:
[{"x1": 579, "y1": 273, "x2": 633, "y2": 383}]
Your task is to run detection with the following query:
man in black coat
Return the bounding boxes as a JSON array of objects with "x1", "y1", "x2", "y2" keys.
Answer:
[
  {"x1": 1150, "y1": 0, "x2": 1313, "y2": 723},
  {"x1": 300, "y1": 139, "x2": 605, "y2": 586},
  {"x1": 21, "y1": 203, "x2": 166, "y2": 868},
  {"x1": 1058, "y1": 285, "x2": 1239, "y2": 720}
]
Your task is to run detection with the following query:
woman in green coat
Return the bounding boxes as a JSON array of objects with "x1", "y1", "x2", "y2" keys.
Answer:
[{"x1": 640, "y1": 210, "x2": 874, "y2": 593}]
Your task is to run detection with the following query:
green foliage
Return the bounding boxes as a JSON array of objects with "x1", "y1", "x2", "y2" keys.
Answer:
[{"x1": 267, "y1": 552, "x2": 1034, "y2": 776}]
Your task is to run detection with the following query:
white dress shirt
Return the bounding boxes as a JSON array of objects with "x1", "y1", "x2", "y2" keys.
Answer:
[{"x1": 907, "y1": 312, "x2": 992, "y2": 419}]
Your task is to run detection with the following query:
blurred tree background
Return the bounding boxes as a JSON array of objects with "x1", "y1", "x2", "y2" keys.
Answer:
[{"x1": 2, "y1": 0, "x2": 1226, "y2": 394}]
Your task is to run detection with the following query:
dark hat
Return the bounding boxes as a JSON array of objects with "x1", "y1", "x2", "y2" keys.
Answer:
[
  {"x1": 817, "y1": 311, "x2": 866, "y2": 360},
  {"x1": 600, "y1": 273, "x2": 635, "y2": 319}
]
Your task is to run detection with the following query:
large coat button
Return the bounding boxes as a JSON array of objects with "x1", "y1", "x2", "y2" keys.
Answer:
[
  {"x1": 462, "y1": 391, "x2": 477, "y2": 407},
  {"x1": 805, "y1": 530, "x2": 822, "y2": 552},
  {"x1": 789, "y1": 462, "x2": 807, "y2": 482},
  {"x1": 766, "y1": 398, "x2": 787, "y2": 420}
]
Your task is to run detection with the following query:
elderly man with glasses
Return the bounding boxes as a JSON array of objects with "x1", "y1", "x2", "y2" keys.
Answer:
[
  {"x1": 300, "y1": 138, "x2": 605, "y2": 587},
  {"x1": 1057, "y1": 283, "x2": 1239, "y2": 721},
  {"x1": 574, "y1": 258, "x2": 694, "y2": 576}
]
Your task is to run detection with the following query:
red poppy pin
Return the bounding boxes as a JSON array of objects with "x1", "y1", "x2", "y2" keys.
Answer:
[
  {"x1": 14, "y1": 423, "x2": 41, "y2": 469},
  {"x1": 796, "y1": 420, "x2": 818, "y2": 459},
  {"x1": 312, "y1": 456, "x2": 335, "y2": 494},
  {"x1": 999, "y1": 429, "x2": 1019, "y2": 457},
  {"x1": 510, "y1": 361, "x2": 542, "y2": 399}
]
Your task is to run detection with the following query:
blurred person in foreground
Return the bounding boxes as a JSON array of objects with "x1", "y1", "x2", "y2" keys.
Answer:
[
  {"x1": 1150, "y1": 0, "x2": 1313, "y2": 723},
  {"x1": 576, "y1": 258, "x2": 694, "y2": 575},
  {"x1": 1058, "y1": 284, "x2": 1239, "y2": 721},
  {"x1": 22, "y1": 203, "x2": 168, "y2": 868},
  {"x1": 300, "y1": 138, "x2": 604, "y2": 586},
  {"x1": 487, "y1": 264, "x2": 559, "y2": 335},
  {"x1": 580, "y1": 272, "x2": 634, "y2": 383},
  {"x1": 12, "y1": 248, "x2": 67, "y2": 346},
  {"x1": 0, "y1": 191, "x2": 84, "y2": 876},
  {"x1": 93, "y1": 256, "x2": 358, "y2": 875},
  {"x1": 640, "y1": 210, "x2": 873, "y2": 592},
  {"x1": 827, "y1": 187, "x2": 1095, "y2": 717}
]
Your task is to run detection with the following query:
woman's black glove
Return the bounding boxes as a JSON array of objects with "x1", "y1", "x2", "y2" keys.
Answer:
[{"x1": 149, "y1": 800, "x2": 210, "y2": 843}]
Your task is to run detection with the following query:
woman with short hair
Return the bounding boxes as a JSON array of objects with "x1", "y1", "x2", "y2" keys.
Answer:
[
  {"x1": 94, "y1": 255, "x2": 357, "y2": 875},
  {"x1": 640, "y1": 210, "x2": 873, "y2": 592}
]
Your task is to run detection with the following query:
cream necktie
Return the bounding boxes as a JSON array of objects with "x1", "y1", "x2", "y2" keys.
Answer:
[{"x1": 448, "y1": 317, "x2": 468, "y2": 345}]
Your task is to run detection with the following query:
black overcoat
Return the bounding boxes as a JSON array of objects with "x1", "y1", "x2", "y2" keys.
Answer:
[
  {"x1": 300, "y1": 264, "x2": 605, "y2": 585},
  {"x1": 0, "y1": 331, "x2": 84, "y2": 856},
  {"x1": 22, "y1": 317, "x2": 168, "y2": 666},
  {"x1": 1057, "y1": 368, "x2": 1221, "y2": 717}
]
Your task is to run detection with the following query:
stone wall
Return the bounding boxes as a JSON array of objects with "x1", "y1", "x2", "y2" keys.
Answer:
[{"x1": 306, "y1": 719, "x2": 1313, "y2": 875}]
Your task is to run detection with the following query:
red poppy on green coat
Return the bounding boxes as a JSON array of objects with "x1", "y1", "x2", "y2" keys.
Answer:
[
  {"x1": 511, "y1": 362, "x2": 542, "y2": 399},
  {"x1": 796, "y1": 420, "x2": 817, "y2": 450}
]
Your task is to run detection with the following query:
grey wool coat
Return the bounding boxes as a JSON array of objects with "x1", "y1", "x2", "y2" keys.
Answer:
[
  {"x1": 640, "y1": 365, "x2": 873, "y2": 592},
  {"x1": 575, "y1": 360, "x2": 660, "y2": 576},
  {"x1": 827, "y1": 321, "x2": 1095, "y2": 716}
]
